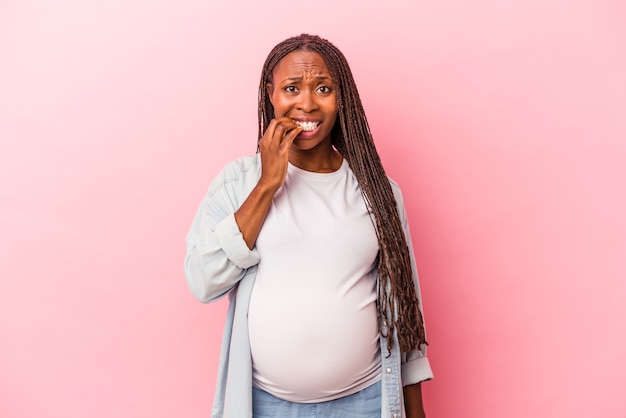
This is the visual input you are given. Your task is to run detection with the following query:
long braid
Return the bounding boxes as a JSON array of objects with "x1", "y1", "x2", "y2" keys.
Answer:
[{"x1": 257, "y1": 34, "x2": 427, "y2": 353}]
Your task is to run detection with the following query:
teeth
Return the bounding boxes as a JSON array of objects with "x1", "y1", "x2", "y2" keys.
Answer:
[{"x1": 293, "y1": 120, "x2": 320, "y2": 132}]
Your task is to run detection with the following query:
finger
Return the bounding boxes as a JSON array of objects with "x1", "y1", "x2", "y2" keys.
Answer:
[
  {"x1": 279, "y1": 125, "x2": 302, "y2": 152},
  {"x1": 261, "y1": 119, "x2": 281, "y2": 145},
  {"x1": 265, "y1": 119, "x2": 297, "y2": 146},
  {"x1": 273, "y1": 116, "x2": 298, "y2": 126}
]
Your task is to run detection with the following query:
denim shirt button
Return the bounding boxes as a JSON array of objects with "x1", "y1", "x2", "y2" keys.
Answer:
[{"x1": 386, "y1": 367, "x2": 392, "y2": 373}]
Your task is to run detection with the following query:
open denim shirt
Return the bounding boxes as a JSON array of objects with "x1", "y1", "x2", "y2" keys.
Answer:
[{"x1": 185, "y1": 154, "x2": 433, "y2": 418}]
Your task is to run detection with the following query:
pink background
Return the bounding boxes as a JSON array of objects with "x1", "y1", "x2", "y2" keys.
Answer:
[{"x1": 1, "y1": 0, "x2": 625, "y2": 417}]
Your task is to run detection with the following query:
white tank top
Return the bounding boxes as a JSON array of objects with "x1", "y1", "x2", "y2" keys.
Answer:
[{"x1": 248, "y1": 160, "x2": 381, "y2": 403}]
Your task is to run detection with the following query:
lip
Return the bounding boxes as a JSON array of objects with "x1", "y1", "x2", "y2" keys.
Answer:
[{"x1": 291, "y1": 117, "x2": 322, "y2": 123}]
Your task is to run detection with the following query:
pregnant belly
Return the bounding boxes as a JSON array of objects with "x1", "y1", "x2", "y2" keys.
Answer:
[{"x1": 248, "y1": 286, "x2": 380, "y2": 401}]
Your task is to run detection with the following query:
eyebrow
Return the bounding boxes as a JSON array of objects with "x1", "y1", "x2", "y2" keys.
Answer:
[{"x1": 280, "y1": 76, "x2": 332, "y2": 83}]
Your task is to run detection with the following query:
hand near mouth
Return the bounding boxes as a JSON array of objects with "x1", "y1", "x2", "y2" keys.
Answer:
[
  {"x1": 258, "y1": 117, "x2": 303, "y2": 191},
  {"x1": 234, "y1": 117, "x2": 302, "y2": 249}
]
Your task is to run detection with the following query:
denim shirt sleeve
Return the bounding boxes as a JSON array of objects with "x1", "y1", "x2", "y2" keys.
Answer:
[
  {"x1": 184, "y1": 156, "x2": 261, "y2": 303},
  {"x1": 391, "y1": 181, "x2": 435, "y2": 386}
]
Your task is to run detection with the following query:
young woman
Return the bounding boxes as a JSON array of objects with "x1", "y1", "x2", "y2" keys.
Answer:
[{"x1": 185, "y1": 34, "x2": 433, "y2": 418}]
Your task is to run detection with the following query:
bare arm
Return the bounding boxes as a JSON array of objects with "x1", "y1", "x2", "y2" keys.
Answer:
[
  {"x1": 404, "y1": 383, "x2": 426, "y2": 418},
  {"x1": 235, "y1": 118, "x2": 301, "y2": 249}
]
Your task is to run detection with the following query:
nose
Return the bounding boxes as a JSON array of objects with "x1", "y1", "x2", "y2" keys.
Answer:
[{"x1": 296, "y1": 89, "x2": 318, "y2": 113}]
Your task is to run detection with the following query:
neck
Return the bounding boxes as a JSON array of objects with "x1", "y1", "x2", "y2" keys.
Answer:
[{"x1": 289, "y1": 146, "x2": 343, "y2": 173}]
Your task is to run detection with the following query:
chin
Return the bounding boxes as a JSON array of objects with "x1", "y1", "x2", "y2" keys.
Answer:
[{"x1": 292, "y1": 142, "x2": 316, "y2": 151}]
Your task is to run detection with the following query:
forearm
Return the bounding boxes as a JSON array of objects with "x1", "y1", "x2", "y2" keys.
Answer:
[
  {"x1": 404, "y1": 383, "x2": 426, "y2": 418},
  {"x1": 235, "y1": 117, "x2": 301, "y2": 249},
  {"x1": 234, "y1": 179, "x2": 279, "y2": 249}
]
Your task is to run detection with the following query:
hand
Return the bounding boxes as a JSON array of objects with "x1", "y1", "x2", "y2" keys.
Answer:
[
  {"x1": 234, "y1": 118, "x2": 302, "y2": 249},
  {"x1": 257, "y1": 117, "x2": 302, "y2": 191}
]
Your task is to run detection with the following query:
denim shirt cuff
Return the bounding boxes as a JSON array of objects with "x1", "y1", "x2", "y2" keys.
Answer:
[
  {"x1": 401, "y1": 357, "x2": 434, "y2": 386},
  {"x1": 215, "y1": 213, "x2": 260, "y2": 269}
]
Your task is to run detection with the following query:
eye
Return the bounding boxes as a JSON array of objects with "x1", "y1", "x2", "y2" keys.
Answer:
[
  {"x1": 317, "y1": 85, "x2": 332, "y2": 94},
  {"x1": 284, "y1": 86, "x2": 298, "y2": 93}
]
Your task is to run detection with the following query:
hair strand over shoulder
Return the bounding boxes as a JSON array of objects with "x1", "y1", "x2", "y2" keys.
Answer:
[{"x1": 257, "y1": 34, "x2": 427, "y2": 353}]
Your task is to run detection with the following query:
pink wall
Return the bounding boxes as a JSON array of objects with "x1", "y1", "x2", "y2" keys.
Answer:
[{"x1": 1, "y1": 0, "x2": 625, "y2": 417}]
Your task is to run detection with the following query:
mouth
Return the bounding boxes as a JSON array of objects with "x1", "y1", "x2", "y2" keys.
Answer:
[{"x1": 292, "y1": 120, "x2": 321, "y2": 132}]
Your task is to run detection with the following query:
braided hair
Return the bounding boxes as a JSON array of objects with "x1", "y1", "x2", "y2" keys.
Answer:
[{"x1": 257, "y1": 34, "x2": 427, "y2": 353}]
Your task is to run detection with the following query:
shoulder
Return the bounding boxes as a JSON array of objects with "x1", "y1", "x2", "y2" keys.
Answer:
[
  {"x1": 387, "y1": 176, "x2": 410, "y2": 226},
  {"x1": 208, "y1": 154, "x2": 261, "y2": 196},
  {"x1": 387, "y1": 177, "x2": 405, "y2": 207},
  {"x1": 216, "y1": 154, "x2": 261, "y2": 182}
]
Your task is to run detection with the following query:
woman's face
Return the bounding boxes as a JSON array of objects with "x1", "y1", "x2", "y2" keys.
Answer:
[{"x1": 267, "y1": 51, "x2": 338, "y2": 152}]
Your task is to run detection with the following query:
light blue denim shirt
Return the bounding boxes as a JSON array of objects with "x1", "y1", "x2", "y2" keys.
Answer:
[{"x1": 185, "y1": 154, "x2": 433, "y2": 418}]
